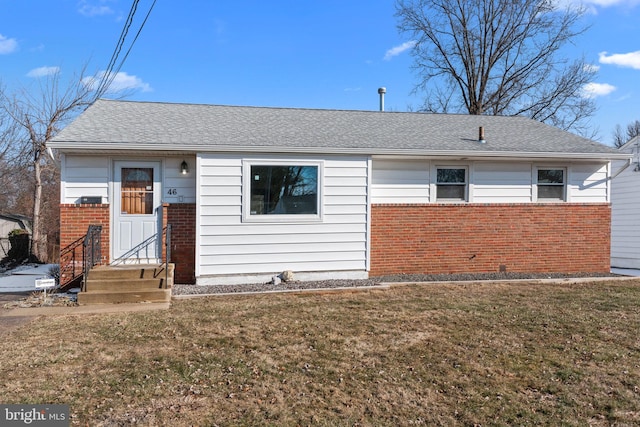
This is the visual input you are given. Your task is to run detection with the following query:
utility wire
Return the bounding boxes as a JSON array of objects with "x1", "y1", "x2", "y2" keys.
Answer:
[
  {"x1": 104, "y1": 0, "x2": 157, "y2": 94},
  {"x1": 93, "y1": 0, "x2": 139, "y2": 100},
  {"x1": 92, "y1": 0, "x2": 156, "y2": 102}
]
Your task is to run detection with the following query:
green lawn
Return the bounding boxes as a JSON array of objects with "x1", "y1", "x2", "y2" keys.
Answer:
[{"x1": 1, "y1": 279, "x2": 639, "y2": 426}]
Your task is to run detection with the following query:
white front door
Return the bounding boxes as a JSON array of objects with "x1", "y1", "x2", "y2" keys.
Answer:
[{"x1": 113, "y1": 161, "x2": 162, "y2": 263}]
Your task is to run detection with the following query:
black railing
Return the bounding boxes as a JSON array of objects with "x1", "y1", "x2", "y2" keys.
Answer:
[
  {"x1": 59, "y1": 225, "x2": 102, "y2": 289},
  {"x1": 83, "y1": 225, "x2": 103, "y2": 291},
  {"x1": 165, "y1": 224, "x2": 172, "y2": 288},
  {"x1": 59, "y1": 235, "x2": 86, "y2": 287}
]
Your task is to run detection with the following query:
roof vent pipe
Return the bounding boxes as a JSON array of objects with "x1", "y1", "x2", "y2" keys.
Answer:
[
  {"x1": 478, "y1": 126, "x2": 486, "y2": 144},
  {"x1": 378, "y1": 87, "x2": 386, "y2": 112}
]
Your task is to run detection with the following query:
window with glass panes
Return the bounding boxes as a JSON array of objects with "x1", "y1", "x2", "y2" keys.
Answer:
[
  {"x1": 436, "y1": 167, "x2": 467, "y2": 201},
  {"x1": 537, "y1": 168, "x2": 565, "y2": 201}
]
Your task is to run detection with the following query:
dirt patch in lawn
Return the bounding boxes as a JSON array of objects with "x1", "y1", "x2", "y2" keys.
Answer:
[{"x1": 1, "y1": 279, "x2": 639, "y2": 426}]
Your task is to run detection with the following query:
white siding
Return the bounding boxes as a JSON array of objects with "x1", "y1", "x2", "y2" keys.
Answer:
[
  {"x1": 163, "y1": 157, "x2": 197, "y2": 204},
  {"x1": 473, "y1": 162, "x2": 533, "y2": 202},
  {"x1": 568, "y1": 163, "x2": 609, "y2": 203},
  {"x1": 371, "y1": 159, "x2": 430, "y2": 203},
  {"x1": 61, "y1": 155, "x2": 110, "y2": 203},
  {"x1": 61, "y1": 155, "x2": 197, "y2": 205},
  {"x1": 611, "y1": 154, "x2": 640, "y2": 269},
  {"x1": 197, "y1": 154, "x2": 369, "y2": 283},
  {"x1": 371, "y1": 158, "x2": 610, "y2": 205}
]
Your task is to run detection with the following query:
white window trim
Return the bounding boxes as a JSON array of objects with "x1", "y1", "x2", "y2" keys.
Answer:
[
  {"x1": 432, "y1": 165, "x2": 469, "y2": 203},
  {"x1": 534, "y1": 166, "x2": 567, "y2": 202},
  {"x1": 242, "y1": 159, "x2": 324, "y2": 223}
]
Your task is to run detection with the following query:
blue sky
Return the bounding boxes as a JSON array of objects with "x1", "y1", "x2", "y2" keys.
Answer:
[{"x1": 0, "y1": 0, "x2": 638, "y2": 145}]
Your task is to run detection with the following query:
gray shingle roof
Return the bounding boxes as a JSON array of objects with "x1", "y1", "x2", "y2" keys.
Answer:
[{"x1": 50, "y1": 99, "x2": 623, "y2": 158}]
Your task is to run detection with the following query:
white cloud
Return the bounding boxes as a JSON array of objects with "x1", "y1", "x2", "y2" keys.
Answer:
[
  {"x1": 0, "y1": 34, "x2": 18, "y2": 54},
  {"x1": 560, "y1": 0, "x2": 640, "y2": 15},
  {"x1": 77, "y1": 0, "x2": 114, "y2": 17},
  {"x1": 83, "y1": 71, "x2": 152, "y2": 94},
  {"x1": 599, "y1": 51, "x2": 640, "y2": 69},
  {"x1": 383, "y1": 41, "x2": 416, "y2": 61},
  {"x1": 581, "y1": 82, "x2": 616, "y2": 98},
  {"x1": 583, "y1": 63, "x2": 600, "y2": 73},
  {"x1": 26, "y1": 66, "x2": 60, "y2": 78},
  {"x1": 581, "y1": 0, "x2": 640, "y2": 6}
]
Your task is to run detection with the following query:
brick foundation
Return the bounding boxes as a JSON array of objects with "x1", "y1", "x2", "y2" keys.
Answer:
[
  {"x1": 163, "y1": 203, "x2": 196, "y2": 284},
  {"x1": 370, "y1": 204, "x2": 611, "y2": 277}
]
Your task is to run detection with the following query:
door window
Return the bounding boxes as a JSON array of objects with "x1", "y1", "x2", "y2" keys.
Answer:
[{"x1": 121, "y1": 168, "x2": 154, "y2": 214}]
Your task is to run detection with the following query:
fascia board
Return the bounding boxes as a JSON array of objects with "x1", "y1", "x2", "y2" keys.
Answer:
[{"x1": 48, "y1": 142, "x2": 632, "y2": 161}]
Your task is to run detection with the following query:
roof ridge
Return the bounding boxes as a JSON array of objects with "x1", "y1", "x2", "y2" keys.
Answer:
[{"x1": 95, "y1": 98, "x2": 536, "y2": 120}]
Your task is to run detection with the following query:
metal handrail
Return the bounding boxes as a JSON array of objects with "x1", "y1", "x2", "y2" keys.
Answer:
[
  {"x1": 82, "y1": 225, "x2": 103, "y2": 291},
  {"x1": 59, "y1": 235, "x2": 85, "y2": 286},
  {"x1": 110, "y1": 224, "x2": 172, "y2": 288},
  {"x1": 165, "y1": 224, "x2": 172, "y2": 288}
]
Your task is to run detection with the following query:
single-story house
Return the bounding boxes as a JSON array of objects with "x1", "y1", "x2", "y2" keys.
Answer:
[
  {"x1": 611, "y1": 136, "x2": 640, "y2": 270},
  {"x1": 48, "y1": 99, "x2": 629, "y2": 285}
]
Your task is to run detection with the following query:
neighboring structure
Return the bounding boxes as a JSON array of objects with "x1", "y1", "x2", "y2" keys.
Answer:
[
  {"x1": 611, "y1": 136, "x2": 640, "y2": 270},
  {"x1": 0, "y1": 213, "x2": 31, "y2": 259},
  {"x1": 49, "y1": 99, "x2": 628, "y2": 285}
]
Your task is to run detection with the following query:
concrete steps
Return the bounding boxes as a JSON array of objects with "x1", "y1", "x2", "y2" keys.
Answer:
[{"x1": 78, "y1": 264, "x2": 174, "y2": 305}]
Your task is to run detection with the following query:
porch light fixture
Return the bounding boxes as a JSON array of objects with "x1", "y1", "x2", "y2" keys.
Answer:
[{"x1": 180, "y1": 160, "x2": 189, "y2": 175}]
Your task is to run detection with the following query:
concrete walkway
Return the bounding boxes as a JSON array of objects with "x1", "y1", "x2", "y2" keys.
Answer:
[
  {"x1": 0, "y1": 302, "x2": 171, "y2": 337},
  {"x1": 1, "y1": 302, "x2": 171, "y2": 318}
]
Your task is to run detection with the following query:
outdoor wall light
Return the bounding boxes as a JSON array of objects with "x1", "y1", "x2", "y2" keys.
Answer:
[{"x1": 180, "y1": 160, "x2": 189, "y2": 175}]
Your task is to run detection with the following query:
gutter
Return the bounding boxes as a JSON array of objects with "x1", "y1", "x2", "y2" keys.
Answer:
[{"x1": 46, "y1": 142, "x2": 632, "y2": 161}]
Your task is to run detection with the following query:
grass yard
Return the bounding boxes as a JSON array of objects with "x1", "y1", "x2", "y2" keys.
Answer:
[{"x1": 1, "y1": 280, "x2": 639, "y2": 426}]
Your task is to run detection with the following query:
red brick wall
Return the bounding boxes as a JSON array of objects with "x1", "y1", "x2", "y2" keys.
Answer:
[
  {"x1": 163, "y1": 203, "x2": 196, "y2": 284},
  {"x1": 370, "y1": 204, "x2": 611, "y2": 276},
  {"x1": 59, "y1": 204, "x2": 110, "y2": 264}
]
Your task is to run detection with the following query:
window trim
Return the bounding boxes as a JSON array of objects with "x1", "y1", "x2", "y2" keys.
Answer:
[
  {"x1": 535, "y1": 166, "x2": 566, "y2": 202},
  {"x1": 242, "y1": 160, "x2": 324, "y2": 223},
  {"x1": 434, "y1": 165, "x2": 469, "y2": 202}
]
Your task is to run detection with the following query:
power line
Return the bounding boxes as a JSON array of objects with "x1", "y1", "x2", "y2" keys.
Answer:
[
  {"x1": 93, "y1": 0, "x2": 140, "y2": 100},
  {"x1": 104, "y1": 0, "x2": 157, "y2": 95},
  {"x1": 92, "y1": 0, "x2": 156, "y2": 102}
]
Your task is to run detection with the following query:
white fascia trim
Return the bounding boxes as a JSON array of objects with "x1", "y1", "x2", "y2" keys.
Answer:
[{"x1": 47, "y1": 142, "x2": 633, "y2": 160}]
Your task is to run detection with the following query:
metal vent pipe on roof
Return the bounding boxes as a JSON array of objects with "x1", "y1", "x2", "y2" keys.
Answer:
[
  {"x1": 479, "y1": 126, "x2": 486, "y2": 144},
  {"x1": 378, "y1": 87, "x2": 386, "y2": 112}
]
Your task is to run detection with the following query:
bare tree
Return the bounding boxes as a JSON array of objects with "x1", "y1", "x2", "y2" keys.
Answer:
[
  {"x1": 396, "y1": 0, "x2": 596, "y2": 134},
  {"x1": 0, "y1": 69, "x2": 94, "y2": 261},
  {"x1": 0, "y1": 92, "x2": 25, "y2": 214},
  {"x1": 612, "y1": 120, "x2": 640, "y2": 148}
]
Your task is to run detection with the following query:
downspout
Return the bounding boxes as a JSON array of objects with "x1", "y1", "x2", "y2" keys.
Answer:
[{"x1": 609, "y1": 158, "x2": 632, "y2": 180}]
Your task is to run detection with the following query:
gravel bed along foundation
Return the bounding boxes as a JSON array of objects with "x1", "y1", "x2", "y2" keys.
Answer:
[{"x1": 172, "y1": 271, "x2": 621, "y2": 295}]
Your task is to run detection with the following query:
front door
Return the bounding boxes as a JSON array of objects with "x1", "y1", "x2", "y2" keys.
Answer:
[{"x1": 113, "y1": 161, "x2": 162, "y2": 263}]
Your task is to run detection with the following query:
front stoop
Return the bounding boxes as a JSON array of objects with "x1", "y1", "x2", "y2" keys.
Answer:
[{"x1": 78, "y1": 264, "x2": 174, "y2": 305}]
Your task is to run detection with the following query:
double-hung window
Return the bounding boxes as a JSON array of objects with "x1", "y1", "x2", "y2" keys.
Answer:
[
  {"x1": 436, "y1": 167, "x2": 468, "y2": 202},
  {"x1": 244, "y1": 161, "x2": 322, "y2": 221},
  {"x1": 536, "y1": 168, "x2": 565, "y2": 201}
]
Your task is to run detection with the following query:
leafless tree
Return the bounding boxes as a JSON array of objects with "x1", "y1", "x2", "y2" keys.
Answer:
[
  {"x1": 0, "y1": 93, "x2": 24, "y2": 213},
  {"x1": 612, "y1": 120, "x2": 640, "y2": 148},
  {"x1": 0, "y1": 68, "x2": 94, "y2": 261},
  {"x1": 396, "y1": 0, "x2": 596, "y2": 135}
]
